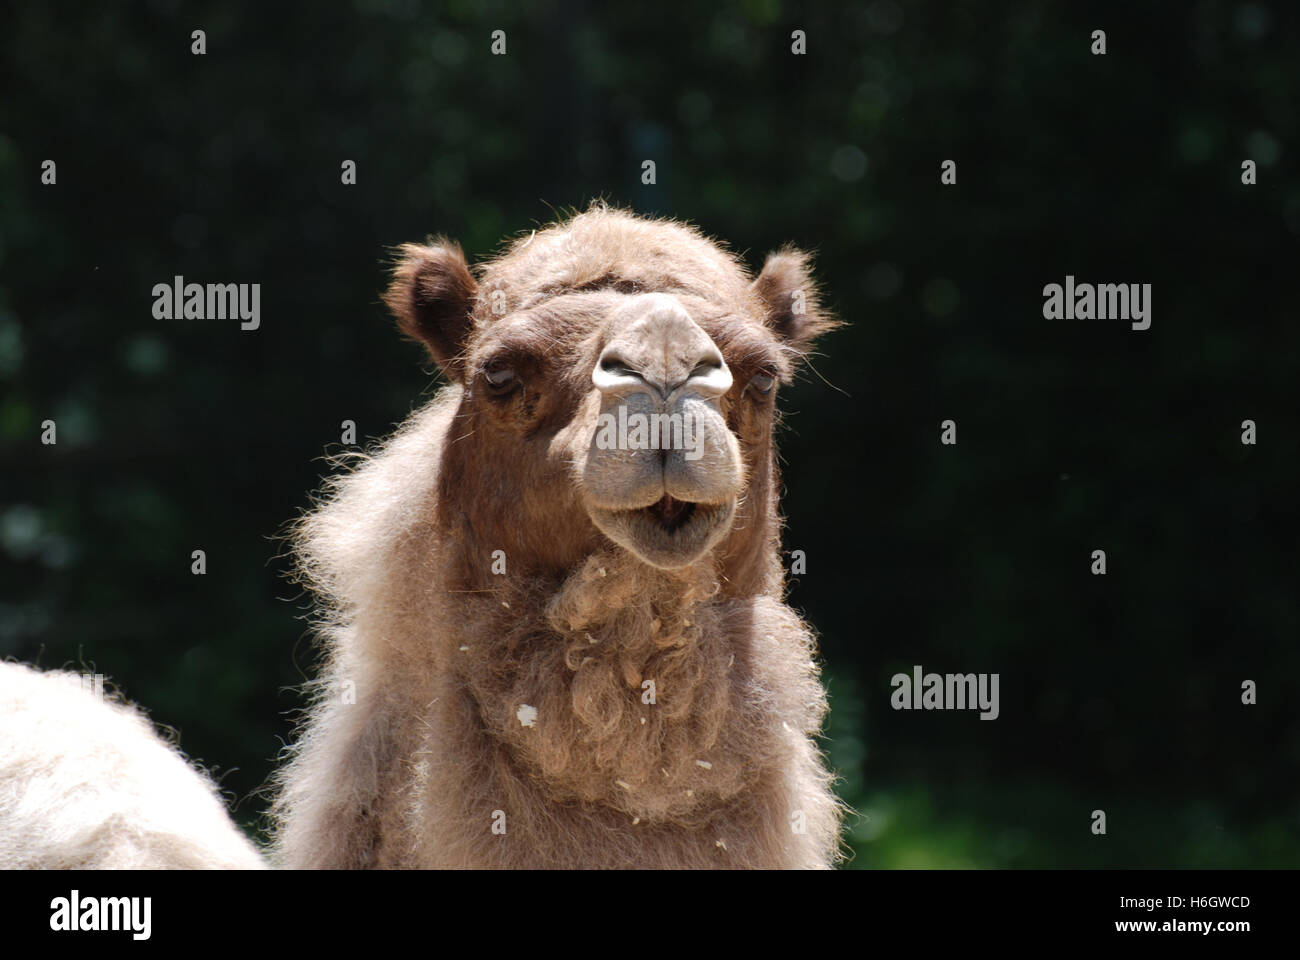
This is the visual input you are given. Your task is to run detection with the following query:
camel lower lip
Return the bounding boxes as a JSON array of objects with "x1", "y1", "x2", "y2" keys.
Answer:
[{"x1": 587, "y1": 498, "x2": 735, "y2": 569}]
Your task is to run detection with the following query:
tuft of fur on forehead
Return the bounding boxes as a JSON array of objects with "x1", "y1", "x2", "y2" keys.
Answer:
[{"x1": 474, "y1": 206, "x2": 764, "y2": 318}]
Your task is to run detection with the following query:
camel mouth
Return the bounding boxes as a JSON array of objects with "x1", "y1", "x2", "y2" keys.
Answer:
[
  {"x1": 586, "y1": 496, "x2": 735, "y2": 570},
  {"x1": 644, "y1": 494, "x2": 696, "y2": 532}
]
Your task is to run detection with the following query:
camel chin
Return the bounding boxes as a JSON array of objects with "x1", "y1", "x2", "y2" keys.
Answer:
[{"x1": 587, "y1": 496, "x2": 736, "y2": 570}]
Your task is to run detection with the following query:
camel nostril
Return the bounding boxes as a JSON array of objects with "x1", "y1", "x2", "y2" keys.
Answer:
[
  {"x1": 594, "y1": 310, "x2": 731, "y2": 398},
  {"x1": 592, "y1": 350, "x2": 649, "y2": 393},
  {"x1": 599, "y1": 354, "x2": 636, "y2": 377},
  {"x1": 689, "y1": 357, "x2": 722, "y2": 380},
  {"x1": 682, "y1": 352, "x2": 732, "y2": 397}
]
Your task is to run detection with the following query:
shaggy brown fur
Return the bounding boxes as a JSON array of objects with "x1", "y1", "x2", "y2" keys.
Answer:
[{"x1": 271, "y1": 204, "x2": 843, "y2": 868}]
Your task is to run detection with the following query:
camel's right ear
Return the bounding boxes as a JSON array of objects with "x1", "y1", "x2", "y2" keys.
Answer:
[
  {"x1": 383, "y1": 240, "x2": 478, "y2": 379},
  {"x1": 752, "y1": 246, "x2": 839, "y2": 360}
]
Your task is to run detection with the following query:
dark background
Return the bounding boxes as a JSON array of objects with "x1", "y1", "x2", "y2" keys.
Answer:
[{"x1": 2, "y1": 1, "x2": 1296, "y2": 867}]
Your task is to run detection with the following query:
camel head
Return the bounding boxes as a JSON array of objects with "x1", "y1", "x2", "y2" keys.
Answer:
[{"x1": 384, "y1": 206, "x2": 836, "y2": 579}]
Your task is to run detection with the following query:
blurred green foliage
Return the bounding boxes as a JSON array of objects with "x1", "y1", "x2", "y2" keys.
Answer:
[{"x1": 1, "y1": 1, "x2": 1297, "y2": 866}]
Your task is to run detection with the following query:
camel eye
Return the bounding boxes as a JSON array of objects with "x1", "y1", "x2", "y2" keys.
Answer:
[
  {"x1": 748, "y1": 372, "x2": 776, "y2": 395},
  {"x1": 483, "y1": 364, "x2": 518, "y2": 395}
]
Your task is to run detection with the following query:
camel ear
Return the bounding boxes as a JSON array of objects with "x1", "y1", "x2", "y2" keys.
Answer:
[
  {"x1": 383, "y1": 240, "x2": 478, "y2": 379},
  {"x1": 751, "y1": 247, "x2": 839, "y2": 358}
]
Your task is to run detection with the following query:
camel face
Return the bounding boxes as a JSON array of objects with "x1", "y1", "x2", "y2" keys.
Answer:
[
  {"x1": 457, "y1": 283, "x2": 773, "y2": 572},
  {"x1": 383, "y1": 205, "x2": 837, "y2": 578}
]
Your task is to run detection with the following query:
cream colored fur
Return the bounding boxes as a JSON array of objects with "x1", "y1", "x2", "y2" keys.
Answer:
[{"x1": 0, "y1": 661, "x2": 265, "y2": 869}]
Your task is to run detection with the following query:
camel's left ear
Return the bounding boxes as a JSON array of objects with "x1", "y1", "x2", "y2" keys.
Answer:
[
  {"x1": 751, "y1": 247, "x2": 840, "y2": 357},
  {"x1": 383, "y1": 239, "x2": 479, "y2": 380}
]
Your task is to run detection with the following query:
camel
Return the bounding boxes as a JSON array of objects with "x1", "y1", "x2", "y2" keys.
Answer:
[
  {"x1": 271, "y1": 204, "x2": 844, "y2": 868},
  {"x1": 0, "y1": 661, "x2": 265, "y2": 869}
]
